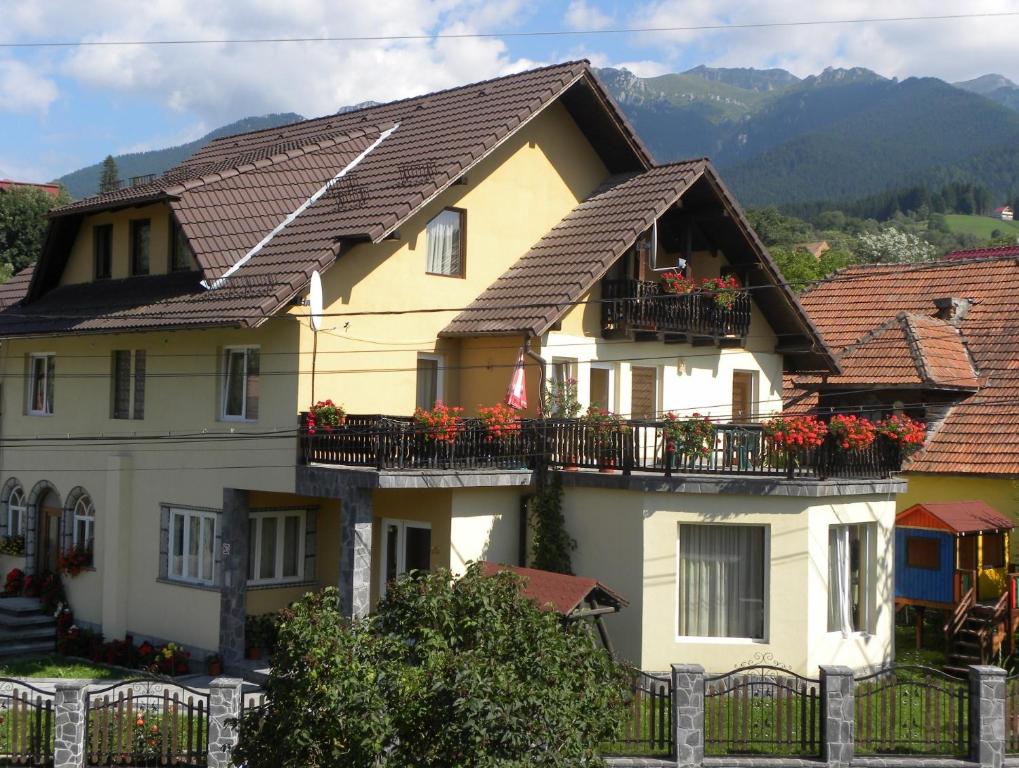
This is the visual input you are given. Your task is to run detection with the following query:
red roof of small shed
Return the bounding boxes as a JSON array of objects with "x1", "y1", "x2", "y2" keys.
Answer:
[
  {"x1": 481, "y1": 562, "x2": 627, "y2": 615},
  {"x1": 896, "y1": 501, "x2": 1014, "y2": 534}
]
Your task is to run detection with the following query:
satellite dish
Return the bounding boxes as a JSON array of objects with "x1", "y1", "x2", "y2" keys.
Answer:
[{"x1": 309, "y1": 271, "x2": 323, "y2": 331}]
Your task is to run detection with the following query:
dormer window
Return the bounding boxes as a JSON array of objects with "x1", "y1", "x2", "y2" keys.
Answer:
[
  {"x1": 130, "y1": 219, "x2": 151, "y2": 276},
  {"x1": 425, "y1": 208, "x2": 465, "y2": 277},
  {"x1": 93, "y1": 224, "x2": 112, "y2": 280},
  {"x1": 170, "y1": 220, "x2": 197, "y2": 272}
]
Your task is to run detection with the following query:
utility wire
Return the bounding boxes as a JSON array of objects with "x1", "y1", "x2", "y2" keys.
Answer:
[{"x1": 2, "y1": 12, "x2": 1017, "y2": 48}]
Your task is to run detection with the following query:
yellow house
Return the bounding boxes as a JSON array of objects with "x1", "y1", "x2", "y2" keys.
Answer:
[{"x1": 0, "y1": 61, "x2": 905, "y2": 675}]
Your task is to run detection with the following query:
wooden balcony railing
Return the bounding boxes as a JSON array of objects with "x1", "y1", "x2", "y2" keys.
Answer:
[
  {"x1": 299, "y1": 415, "x2": 905, "y2": 480},
  {"x1": 601, "y1": 280, "x2": 752, "y2": 339}
]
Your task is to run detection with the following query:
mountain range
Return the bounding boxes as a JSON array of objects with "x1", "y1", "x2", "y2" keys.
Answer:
[{"x1": 55, "y1": 66, "x2": 1019, "y2": 210}]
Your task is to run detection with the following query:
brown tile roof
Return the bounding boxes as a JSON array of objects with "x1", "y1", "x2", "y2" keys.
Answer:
[
  {"x1": 897, "y1": 500, "x2": 1013, "y2": 533},
  {"x1": 792, "y1": 256, "x2": 1019, "y2": 475},
  {"x1": 480, "y1": 561, "x2": 627, "y2": 615},
  {"x1": 6, "y1": 60, "x2": 651, "y2": 337}
]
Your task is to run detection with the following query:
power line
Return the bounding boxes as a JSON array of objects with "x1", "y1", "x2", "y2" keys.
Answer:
[{"x1": 2, "y1": 12, "x2": 1017, "y2": 48}]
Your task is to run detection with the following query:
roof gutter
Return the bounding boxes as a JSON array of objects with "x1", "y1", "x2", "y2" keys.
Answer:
[{"x1": 201, "y1": 122, "x2": 400, "y2": 291}]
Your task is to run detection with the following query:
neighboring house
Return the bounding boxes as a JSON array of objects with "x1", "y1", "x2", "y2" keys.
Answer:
[
  {"x1": 0, "y1": 180, "x2": 62, "y2": 197},
  {"x1": 796, "y1": 240, "x2": 830, "y2": 259},
  {"x1": 994, "y1": 206, "x2": 1014, "y2": 221},
  {"x1": 945, "y1": 245, "x2": 1019, "y2": 261},
  {"x1": 0, "y1": 60, "x2": 904, "y2": 676}
]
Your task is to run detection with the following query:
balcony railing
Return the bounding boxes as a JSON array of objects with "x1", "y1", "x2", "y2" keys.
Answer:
[
  {"x1": 601, "y1": 279, "x2": 751, "y2": 339},
  {"x1": 299, "y1": 415, "x2": 904, "y2": 480}
]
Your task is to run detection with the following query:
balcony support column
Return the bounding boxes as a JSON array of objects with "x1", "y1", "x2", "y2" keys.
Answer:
[
  {"x1": 339, "y1": 486, "x2": 374, "y2": 619},
  {"x1": 218, "y1": 488, "x2": 250, "y2": 668}
]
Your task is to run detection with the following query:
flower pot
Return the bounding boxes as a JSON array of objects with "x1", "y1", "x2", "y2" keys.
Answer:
[
  {"x1": 207, "y1": 661, "x2": 222, "y2": 677},
  {"x1": 563, "y1": 454, "x2": 579, "y2": 471},
  {"x1": 599, "y1": 457, "x2": 617, "y2": 474},
  {"x1": 246, "y1": 646, "x2": 262, "y2": 661}
]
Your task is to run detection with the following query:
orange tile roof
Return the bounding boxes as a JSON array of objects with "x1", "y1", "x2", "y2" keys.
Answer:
[
  {"x1": 897, "y1": 500, "x2": 1013, "y2": 533},
  {"x1": 481, "y1": 562, "x2": 627, "y2": 615}
]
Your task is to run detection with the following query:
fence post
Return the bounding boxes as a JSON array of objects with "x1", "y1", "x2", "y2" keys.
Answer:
[
  {"x1": 969, "y1": 665, "x2": 1006, "y2": 768},
  {"x1": 820, "y1": 665, "x2": 854, "y2": 768},
  {"x1": 208, "y1": 677, "x2": 244, "y2": 768},
  {"x1": 53, "y1": 680, "x2": 88, "y2": 768},
  {"x1": 672, "y1": 663, "x2": 704, "y2": 768}
]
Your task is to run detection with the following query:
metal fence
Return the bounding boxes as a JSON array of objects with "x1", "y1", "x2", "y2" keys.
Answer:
[
  {"x1": 85, "y1": 680, "x2": 209, "y2": 767},
  {"x1": 601, "y1": 672, "x2": 673, "y2": 757},
  {"x1": 703, "y1": 665, "x2": 821, "y2": 757},
  {"x1": 1006, "y1": 674, "x2": 1019, "y2": 754},
  {"x1": 0, "y1": 678, "x2": 53, "y2": 767},
  {"x1": 854, "y1": 665, "x2": 968, "y2": 756}
]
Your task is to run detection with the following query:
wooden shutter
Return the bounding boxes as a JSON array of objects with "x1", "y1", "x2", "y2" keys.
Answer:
[
  {"x1": 630, "y1": 366, "x2": 657, "y2": 420},
  {"x1": 732, "y1": 371, "x2": 754, "y2": 423}
]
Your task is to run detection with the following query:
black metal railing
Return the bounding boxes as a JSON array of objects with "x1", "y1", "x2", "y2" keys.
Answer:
[
  {"x1": 854, "y1": 665, "x2": 968, "y2": 756},
  {"x1": 85, "y1": 680, "x2": 208, "y2": 767},
  {"x1": 298, "y1": 415, "x2": 904, "y2": 480},
  {"x1": 600, "y1": 672, "x2": 673, "y2": 757},
  {"x1": 703, "y1": 666, "x2": 820, "y2": 757},
  {"x1": 1005, "y1": 674, "x2": 1019, "y2": 753},
  {"x1": 0, "y1": 678, "x2": 53, "y2": 767},
  {"x1": 601, "y1": 279, "x2": 751, "y2": 339}
]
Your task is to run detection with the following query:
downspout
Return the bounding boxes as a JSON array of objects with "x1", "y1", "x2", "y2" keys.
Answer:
[
  {"x1": 522, "y1": 334, "x2": 546, "y2": 417},
  {"x1": 523, "y1": 332, "x2": 548, "y2": 569}
]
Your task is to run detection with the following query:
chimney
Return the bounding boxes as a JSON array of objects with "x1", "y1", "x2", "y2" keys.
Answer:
[{"x1": 932, "y1": 297, "x2": 972, "y2": 324}]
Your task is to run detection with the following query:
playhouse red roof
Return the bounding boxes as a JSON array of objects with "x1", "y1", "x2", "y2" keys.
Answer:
[
  {"x1": 896, "y1": 500, "x2": 1014, "y2": 533},
  {"x1": 481, "y1": 562, "x2": 627, "y2": 615}
]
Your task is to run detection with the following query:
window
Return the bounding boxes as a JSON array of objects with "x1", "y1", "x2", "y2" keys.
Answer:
[
  {"x1": 248, "y1": 510, "x2": 306, "y2": 584},
  {"x1": 6, "y1": 485, "x2": 25, "y2": 538},
  {"x1": 983, "y1": 532, "x2": 1006, "y2": 569},
  {"x1": 170, "y1": 220, "x2": 196, "y2": 272},
  {"x1": 379, "y1": 519, "x2": 431, "y2": 597},
  {"x1": 678, "y1": 524, "x2": 766, "y2": 639},
  {"x1": 828, "y1": 523, "x2": 875, "y2": 635},
  {"x1": 425, "y1": 208, "x2": 465, "y2": 277},
  {"x1": 222, "y1": 347, "x2": 259, "y2": 420},
  {"x1": 959, "y1": 535, "x2": 978, "y2": 570},
  {"x1": 111, "y1": 350, "x2": 146, "y2": 419},
  {"x1": 906, "y1": 536, "x2": 940, "y2": 570},
  {"x1": 168, "y1": 508, "x2": 217, "y2": 585},
  {"x1": 130, "y1": 219, "x2": 151, "y2": 275},
  {"x1": 732, "y1": 371, "x2": 756, "y2": 423},
  {"x1": 93, "y1": 224, "x2": 113, "y2": 280},
  {"x1": 27, "y1": 354, "x2": 54, "y2": 415},
  {"x1": 589, "y1": 363, "x2": 614, "y2": 410},
  {"x1": 72, "y1": 494, "x2": 96, "y2": 565},
  {"x1": 416, "y1": 355, "x2": 442, "y2": 411}
]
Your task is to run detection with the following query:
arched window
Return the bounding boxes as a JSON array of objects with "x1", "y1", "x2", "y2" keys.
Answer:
[
  {"x1": 72, "y1": 493, "x2": 95, "y2": 564},
  {"x1": 7, "y1": 485, "x2": 26, "y2": 538}
]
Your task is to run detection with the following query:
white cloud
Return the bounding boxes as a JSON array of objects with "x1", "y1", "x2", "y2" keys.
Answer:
[
  {"x1": 614, "y1": 59, "x2": 670, "y2": 78},
  {"x1": 0, "y1": 59, "x2": 59, "y2": 115},
  {"x1": 564, "y1": 0, "x2": 613, "y2": 31}
]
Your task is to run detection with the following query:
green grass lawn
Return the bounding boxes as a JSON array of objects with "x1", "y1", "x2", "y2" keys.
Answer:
[
  {"x1": 894, "y1": 622, "x2": 948, "y2": 668},
  {"x1": 0, "y1": 654, "x2": 123, "y2": 680},
  {"x1": 942, "y1": 214, "x2": 1019, "y2": 240}
]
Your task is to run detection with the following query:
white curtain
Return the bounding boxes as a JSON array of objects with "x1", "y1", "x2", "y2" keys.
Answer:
[
  {"x1": 828, "y1": 526, "x2": 853, "y2": 637},
  {"x1": 426, "y1": 210, "x2": 461, "y2": 275},
  {"x1": 679, "y1": 524, "x2": 765, "y2": 638}
]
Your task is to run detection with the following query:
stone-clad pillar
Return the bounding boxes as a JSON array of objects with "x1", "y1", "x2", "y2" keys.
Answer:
[
  {"x1": 54, "y1": 681, "x2": 88, "y2": 768},
  {"x1": 969, "y1": 665, "x2": 1006, "y2": 768},
  {"x1": 207, "y1": 677, "x2": 244, "y2": 768},
  {"x1": 219, "y1": 488, "x2": 250, "y2": 667},
  {"x1": 820, "y1": 665, "x2": 854, "y2": 768},
  {"x1": 672, "y1": 663, "x2": 705, "y2": 768},
  {"x1": 338, "y1": 487, "x2": 373, "y2": 619}
]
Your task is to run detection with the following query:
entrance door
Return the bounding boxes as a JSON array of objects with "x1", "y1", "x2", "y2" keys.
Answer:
[
  {"x1": 38, "y1": 499, "x2": 62, "y2": 573},
  {"x1": 379, "y1": 520, "x2": 432, "y2": 598},
  {"x1": 732, "y1": 371, "x2": 755, "y2": 424}
]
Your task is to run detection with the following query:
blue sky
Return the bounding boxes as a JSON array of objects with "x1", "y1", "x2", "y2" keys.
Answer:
[{"x1": 2, "y1": 0, "x2": 1018, "y2": 185}]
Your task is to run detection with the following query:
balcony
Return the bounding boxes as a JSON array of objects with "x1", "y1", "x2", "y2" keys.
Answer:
[
  {"x1": 298, "y1": 415, "x2": 905, "y2": 481},
  {"x1": 601, "y1": 279, "x2": 751, "y2": 341}
]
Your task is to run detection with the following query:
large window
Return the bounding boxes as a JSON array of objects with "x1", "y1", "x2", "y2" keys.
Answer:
[
  {"x1": 248, "y1": 510, "x2": 306, "y2": 584},
  {"x1": 6, "y1": 485, "x2": 25, "y2": 538},
  {"x1": 130, "y1": 219, "x2": 151, "y2": 276},
  {"x1": 416, "y1": 354, "x2": 442, "y2": 411},
  {"x1": 425, "y1": 208, "x2": 465, "y2": 277},
  {"x1": 170, "y1": 220, "x2": 197, "y2": 272},
  {"x1": 222, "y1": 347, "x2": 259, "y2": 421},
  {"x1": 828, "y1": 523, "x2": 875, "y2": 635},
  {"x1": 72, "y1": 494, "x2": 96, "y2": 565},
  {"x1": 906, "y1": 536, "x2": 940, "y2": 570},
  {"x1": 169, "y1": 508, "x2": 217, "y2": 585},
  {"x1": 983, "y1": 532, "x2": 1006, "y2": 569},
  {"x1": 93, "y1": 224, "x2": 113, "y2": 280},
  {"x1": 379, "y1": 519, "x2": 431, "y2": 598},
  {"x1": 27, "y1": 353, "x2": 54, "y2": 415},
  {"x1": 111, "y1": 350, "x2": 146, "y2": 419},
  {"x1": 678, "y1": 524, "x2": 766, "y2": 639}
]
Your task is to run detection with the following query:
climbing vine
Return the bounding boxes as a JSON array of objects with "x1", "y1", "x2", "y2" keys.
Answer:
[{"x1": 529, "y1": 475, "x2": 576, "y2": 574}]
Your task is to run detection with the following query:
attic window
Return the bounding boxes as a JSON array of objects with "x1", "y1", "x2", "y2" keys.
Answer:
[
  {"x1": 93, "y1": 224, "x2": 113, "y2": 280},
  {"x1": 130, "y1": 219, "x2": 151, "y2": 276},
  {"x1": 170, "y1": 220, "x2": 197, "y2": 272},
  {"x1": 426, "y1": 208, "x2": 465, "y2": 277}
]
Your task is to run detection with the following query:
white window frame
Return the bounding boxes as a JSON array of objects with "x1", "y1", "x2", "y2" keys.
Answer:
[
  {"x1": 221, "y1": 346, "x2": 259, "y2": 422},
  {"x1": 7, "y1": 486, "x2": 25, "y2": 537},
  {"x1": 72, "y1": 494, "x2": 95, "y2": 555},
  {"x1": 588, "y1": 362, "x2": 616, "y2": 411},
  {"x1": 168, "y1": 507, "x2": 218, "y2": 586},
  {"x1": 416, "y1": 354, "x2": 444, "y2": 409},
  {"x1": 27, "y1": 353, "x2": 54, "y2": 416},
  {"x1": 379, "y1": 519, "x2": 432, "y2": 598},
  {"x1": 827, "y1": 522, "x2": 876, "y2": 636},
  {"x1": 248, "y1": 509, "x2": 307, "y2": 585}
]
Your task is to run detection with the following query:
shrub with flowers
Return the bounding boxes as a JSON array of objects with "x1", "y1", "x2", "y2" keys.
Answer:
[
  {"x1": 58, "y1": 546, "x2": 93, "y2": 577},
  {"x1": 700, "y1": 275, "x2": 742, "y2": 309},
  {"x1": 305, "y1": 399, "x2": 346, "y2": 435},
  {"x1": 582, "y1": 405, "x2": 629, "y2": 458},
  {"x1": 661, "y1": 271, "x2": 697, "y2": 294},
  {"x1": 828, "y1": 414, "x2": 877, "y2": 452},
  {"x1": 477, "y1": 403, "x2": 521, "y2": 442},
  {"x1": 27, "y1": 570, "x2": 65, "y2": 613},
  {"x1": 413, "y1": 401, "x2": 464, "y2": 443},
  {"x1": 0, "y1": 535, "x2": 25, "y2": 556},
  {"x1": 663, "y1": 413, "x2": 716, "y2": 460},
  {"x1": 877, "y1": 414, "x2": 927, "y2": 452},
  {"x1": 3, "y1": 568, "x2": 24, "y2": 597},
  {"x1": 763, "y1": 415, "x2": 828, "y2": 451},
  {"x1": 544, "y1": 376, "x2": 582, "y2": 418}
]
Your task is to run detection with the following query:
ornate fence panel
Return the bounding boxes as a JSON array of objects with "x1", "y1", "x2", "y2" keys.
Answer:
[
  {"x1": 703, "y1": 666, "x2": 820, "y2": 757},
  {"x1": 600, "y1": 672, "x2": 673, "y2": 757},
  {"x1": 854, "y1": 666, "x2": 968, "y2": 755},
  {"x1": 0, "y1": 678, "x2": 54, "y2": 767},
  {"x1": 1006, "y1": 674, "x2": 1019, "y2": 753},
  {"x1": 85, "y1": 680, "x2": 209, "y2": 767}
]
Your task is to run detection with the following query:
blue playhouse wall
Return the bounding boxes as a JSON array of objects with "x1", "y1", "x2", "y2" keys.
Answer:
[{"x1": 895, "y1": 528, "x2": 955, "y2": 604}]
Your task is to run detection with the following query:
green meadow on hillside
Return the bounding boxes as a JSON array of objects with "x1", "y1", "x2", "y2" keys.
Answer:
[{"x1": 943, "y1": 213, "x2": 1019, "y2": 239}]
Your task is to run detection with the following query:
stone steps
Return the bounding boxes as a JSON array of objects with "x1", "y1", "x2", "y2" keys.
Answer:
[{"x1": 0, "y1": 596, "x2": 55, "y2": 660}]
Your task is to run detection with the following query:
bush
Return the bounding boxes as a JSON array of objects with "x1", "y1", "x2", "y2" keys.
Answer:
[{"x1": 233, "y1": 564, "x2": 630, "y2": 767}]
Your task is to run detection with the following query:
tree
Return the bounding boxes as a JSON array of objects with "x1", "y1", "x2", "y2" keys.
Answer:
[
  {"x1": 770, "y1": 246, "x2": 821, "y2": 292},
  {"x1": 0, "y1": 184, "x2": 68, "y2": 276},
  {"x1": 99, "y1": 155, "x2": 120, "y2": 193},
  {"x1": 234, "y1": 567, "x2": 630, "y2": 768},
  {"x1": 856, "y1": 227, "x2": 935, "y2": 264}
]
